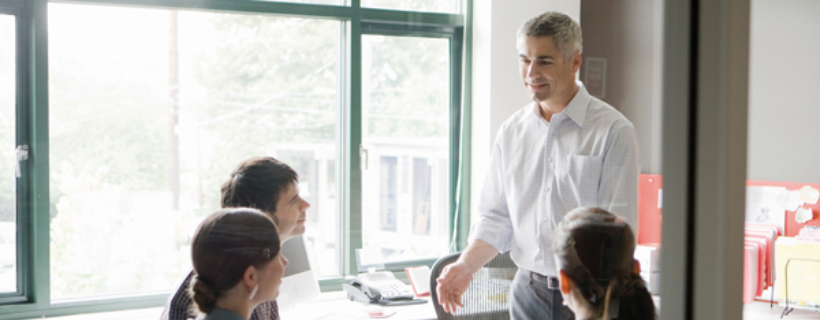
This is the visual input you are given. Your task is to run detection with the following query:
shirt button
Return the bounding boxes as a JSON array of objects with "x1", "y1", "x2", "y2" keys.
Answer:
[
  {"x1": 546, "y1": 187, "x2": 551, "y2": 192},
  {"x1": 548, "y1": 157, "x2": 553, "y2": 163}
]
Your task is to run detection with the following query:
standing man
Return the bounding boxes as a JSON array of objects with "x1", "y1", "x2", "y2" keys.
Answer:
[{"x1": 436, "y1": 12, "x2": 639, "y2": 320}]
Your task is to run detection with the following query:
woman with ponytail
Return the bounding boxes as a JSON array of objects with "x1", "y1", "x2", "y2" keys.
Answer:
[
  {"x1": 552, "y1": 207, "x2": 656, "y2": 320},
  {"x1": 189, "y1": 208, "x2": 288, "y2": 320}
]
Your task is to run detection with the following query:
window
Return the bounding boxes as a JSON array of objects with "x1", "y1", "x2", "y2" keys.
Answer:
[
  {"x1": 362, "y1": 34, "x2": 453, "y2": 263},
  {"x1": 47, "y1": 4, "x2": 341, "y2": 299},
  {"x1": 2, "y1": 0, "x2": 465, "y2": 317},
  {"x1": 0, "y1": 14, "x2": 15, "y2": 295}
]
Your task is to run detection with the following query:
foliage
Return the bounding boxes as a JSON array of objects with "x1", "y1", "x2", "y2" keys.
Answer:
[
  {"x1": 364, "y1": 35, "x2": 449, "y2": 139},
  {"x1": 188, "y1": 13, "x2": 339, "y2": 215}
]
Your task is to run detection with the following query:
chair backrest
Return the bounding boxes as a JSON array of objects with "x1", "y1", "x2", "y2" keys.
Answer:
[{"x1": 429, "y1": 252, "x2": 517, "y2": 320}]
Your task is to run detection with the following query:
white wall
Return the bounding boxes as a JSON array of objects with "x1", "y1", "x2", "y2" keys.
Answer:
[
  {"x1": 470, "y1": 0, "x2": 580, "y2": 223},
  {"x1": 747, "y1": 0, "x2": 820, "y2": 183}
]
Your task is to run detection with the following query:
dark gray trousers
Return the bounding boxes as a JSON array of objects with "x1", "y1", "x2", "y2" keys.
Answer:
[{"x1": 509, "y1": 270, "x2": 573, "y2": 320}]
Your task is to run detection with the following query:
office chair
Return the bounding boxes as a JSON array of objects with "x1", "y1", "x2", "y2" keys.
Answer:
[{"x1": 429, "y1": 251, "x2": 517, "y2": 320}]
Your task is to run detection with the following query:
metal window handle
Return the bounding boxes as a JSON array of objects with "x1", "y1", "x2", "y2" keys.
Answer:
[
  {"x1": 360, "y1": 144, "x2": 368, "y2": 170},
  {"x1": 15, "y1": 145, "x2": 28, "y2": 178}
]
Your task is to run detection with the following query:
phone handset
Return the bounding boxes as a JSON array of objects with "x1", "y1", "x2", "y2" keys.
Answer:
[{"x1": 342, "y1": 271, "x2": 425, "y2": 306}]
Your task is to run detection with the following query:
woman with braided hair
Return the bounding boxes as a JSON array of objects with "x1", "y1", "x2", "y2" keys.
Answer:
[
  {"x1": 188, "y1": 208, "x2": 288, "y2": 320},
  {"x1": 552, "y1": 207, "x2": 656, "y2": 320}
]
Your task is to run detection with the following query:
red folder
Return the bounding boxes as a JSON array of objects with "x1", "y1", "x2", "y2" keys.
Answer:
[
  {"x1": 745, "y1": 231, "x2": 774, "y2": 288},
  {"x1": 745, "y1": 238, "x2": 766, "y2": 296},
  {"x1": 743, "y1": 244, "x2": 759, "y2": 304},
  {"x1": 638, "y1": 174, "x2": 662, "y2": 244},
  {"x1": 745, "y1": 223, "x2": 779, "y2": 286},
  {"x1": 745, "y1": 222, "x2": 781, "y2": 237}
]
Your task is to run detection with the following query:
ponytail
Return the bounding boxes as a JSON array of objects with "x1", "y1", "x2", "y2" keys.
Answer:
[
  {"x1": 190, "y1": 275, "x2": 219, "y2": 314},
  {"x1": 612, "y1": 273, "x2": 656, "y2": 320},
  {"x1": 601, "y1": 279, "x2": 616, "y2": 320}
]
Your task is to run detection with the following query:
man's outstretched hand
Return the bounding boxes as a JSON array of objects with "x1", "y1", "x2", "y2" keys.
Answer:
[{"x1": 435, "y1": 261, "x2": 474, "y2": 313}]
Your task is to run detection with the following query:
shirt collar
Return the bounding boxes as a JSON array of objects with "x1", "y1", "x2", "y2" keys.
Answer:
[
  {"x1": 520, "y1": 81, "x2": 590, "y2": 127},
  {"x1": 563, "y1": 81, "x2": 590, "y2": 127}
]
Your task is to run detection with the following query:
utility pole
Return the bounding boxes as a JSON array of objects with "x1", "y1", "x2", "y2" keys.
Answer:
[{"x1": 169, "y1": 11, "x2": 180, "y2": 211}]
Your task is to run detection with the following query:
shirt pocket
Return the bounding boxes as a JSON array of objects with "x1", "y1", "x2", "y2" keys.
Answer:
[{"x1": 561, "y1": 155, "x2": 603, "y2": 206}]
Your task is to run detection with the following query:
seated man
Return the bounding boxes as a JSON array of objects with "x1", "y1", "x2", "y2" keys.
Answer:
[{"x1": 160, "y1": 157, "x2": 310, "y2": 320}]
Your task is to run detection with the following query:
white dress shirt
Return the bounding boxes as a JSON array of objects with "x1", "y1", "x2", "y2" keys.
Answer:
[{"x1": 469, "y1": 82, "x2": 640, "y2": 277}]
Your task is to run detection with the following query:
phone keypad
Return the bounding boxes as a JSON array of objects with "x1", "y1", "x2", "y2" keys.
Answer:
[{"x1": 379, "y1": 281, "x2": 412, "y2": 298}]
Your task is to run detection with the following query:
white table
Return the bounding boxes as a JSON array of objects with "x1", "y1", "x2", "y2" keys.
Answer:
[{"x1": 279, "y1": 291, "x2": 438, "y2": 320}]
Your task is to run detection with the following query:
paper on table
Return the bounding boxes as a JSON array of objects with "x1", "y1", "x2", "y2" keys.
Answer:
[
  {"x1": 405, "y1": 266, "x2": 431, "y2": 296},
  {"x1": 745, "y1": 186, "x2": 786, "y2": 234}
]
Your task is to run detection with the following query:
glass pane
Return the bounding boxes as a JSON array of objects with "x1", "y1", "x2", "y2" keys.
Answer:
[
  {"x1": 744, "y1": 1, "x2": 820, "y2": 317},
  {"x1": 0, "y1": 14, "x2": 17, "y2": 294},
  {"x1": 49, "y1": 3, "x2": 340, "y2": 300},
  {"x1": 362, "y1": 0, "x2": 459, "y2": 14},
  {"x1": 580, "y1": 1, "x2": 665, "y2": 312},
  {"x1": 362, "y1": 35, "x2": 450, "y2": 263}
]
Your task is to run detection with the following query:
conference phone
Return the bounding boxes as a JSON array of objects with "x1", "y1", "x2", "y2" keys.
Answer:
[{"x1": 342, "y1": 271, "x2": 427, "y2": 306}]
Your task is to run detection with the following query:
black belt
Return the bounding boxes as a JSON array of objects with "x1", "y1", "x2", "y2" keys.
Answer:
[{"x1": 527, "y1": 270, "x2": 560, "y2": 290}]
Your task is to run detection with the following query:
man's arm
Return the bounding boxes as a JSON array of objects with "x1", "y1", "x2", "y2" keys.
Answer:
[
  {"x1": 598, "y1": 124, "x2": 640, "y2": 229},
  {"x1": 435, "y1": 136, "x2": 513, "y2": 313},
  {"x1": 160, "y1": 271, "x2": 196, "y2": 320},
  {"x1": 435, "y1": 240, "x2": 499, "y2": 313}
]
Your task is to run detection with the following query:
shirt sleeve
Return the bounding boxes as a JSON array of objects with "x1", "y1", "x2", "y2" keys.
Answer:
[
  {"x1": 598, "y1": 124, "x2": 640, "y2": 231},
  {"x1": 249, "y1": 300, "x2": 279, "y2": 320},
  {"x1": 468, "y1": 135, "x2": 515, "y2": 253},
  {"x1": 162, "y1": 271, "x2": 196, "y2": 320}
]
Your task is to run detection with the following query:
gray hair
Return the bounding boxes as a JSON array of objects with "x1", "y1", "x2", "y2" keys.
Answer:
[{"x1": 518, "y1": 11, "x2": 583, "y2": 62}]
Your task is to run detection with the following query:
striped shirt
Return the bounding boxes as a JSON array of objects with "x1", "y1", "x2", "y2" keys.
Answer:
[{"x1": 159, "y1": 271, "x2": 280, "y2": 320}]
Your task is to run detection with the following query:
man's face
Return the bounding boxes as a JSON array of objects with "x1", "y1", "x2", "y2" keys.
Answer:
[
  {"x1": 517, "y1": 35, "x2": 581, "y2": 103},
  {"x1": 272, "y1": 183, "x2": 310, "y2": 240}
]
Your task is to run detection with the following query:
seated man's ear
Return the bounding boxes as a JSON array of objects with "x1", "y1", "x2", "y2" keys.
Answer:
[
  {"x1": 633, "y1": 259, "x2": 641, "y2": 275},
  {"x1": 559, "y1": 270, "x2": 572, "y2": 295}
]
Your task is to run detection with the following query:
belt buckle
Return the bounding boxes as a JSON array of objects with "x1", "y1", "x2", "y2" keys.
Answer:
[
  {"x1": 547, "y1": 276, "x2": 559, "y2": 290},
  {"x1": 530, "y1": 271, "x2": 560, "y2": 290}
]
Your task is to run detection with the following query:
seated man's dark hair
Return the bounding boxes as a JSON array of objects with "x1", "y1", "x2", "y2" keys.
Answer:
[{"x1": 221, "y1": 157, "x2": 298, "y2": 221}]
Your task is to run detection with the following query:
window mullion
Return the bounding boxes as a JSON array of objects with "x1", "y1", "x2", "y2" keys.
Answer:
[
  {"x1": 343, "y1": 0, "x2": 363, "y2": 277},
  {"x1": 29, "y1": 0, "x2": 50, "y2": 309},
  {"x1": 454, "y1": 0, "x2": 472, "y2": 252},
  {"x1": 449, "y1": 30, "x2": 468, "y2": 252}
]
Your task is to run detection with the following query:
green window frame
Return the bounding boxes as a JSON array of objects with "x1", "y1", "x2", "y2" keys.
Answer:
[
  {"x1": 0, "y1": 0, "x2": 472, "y2": 318},
  {"x1": 0, "y1": 0, "x2": 34, "y2": 307}
]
